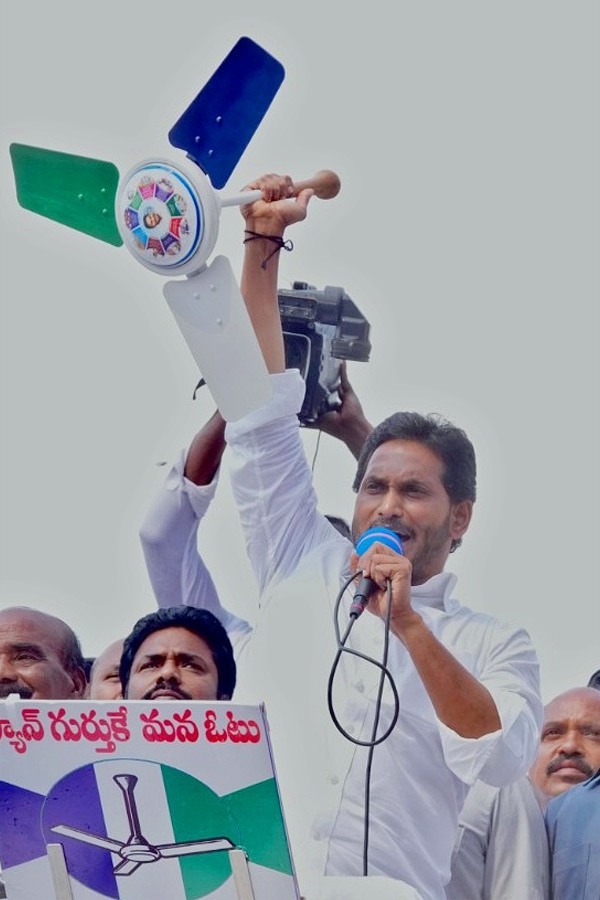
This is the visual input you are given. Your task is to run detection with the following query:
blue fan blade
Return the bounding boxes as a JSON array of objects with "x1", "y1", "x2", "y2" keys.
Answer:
[{"x1": 168, "y1": 37, "x2": 284, "y2": 189}]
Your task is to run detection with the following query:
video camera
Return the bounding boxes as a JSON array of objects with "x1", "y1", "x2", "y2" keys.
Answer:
[{"x1": 279, "y1": 281, "x2": 371, "y2": 426}]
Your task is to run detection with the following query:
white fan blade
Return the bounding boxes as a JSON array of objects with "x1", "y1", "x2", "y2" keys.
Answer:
[
  {"x1": 157, "y1": 836, "x2": 235, "y2": 857},
  {"x1": 114, "y1": 858, "x2": 142, "y2": 876},
  {"x1": 163, "y1": 255, "x2": 272, "y2": 421},
  {"x1": 51, "y1": 824, "x2": 124, "y2": 853}
]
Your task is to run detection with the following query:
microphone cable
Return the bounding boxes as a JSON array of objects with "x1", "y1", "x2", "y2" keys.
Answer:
[{"x1": 326, "y1": 570, "x2": 400, "y2": 874}]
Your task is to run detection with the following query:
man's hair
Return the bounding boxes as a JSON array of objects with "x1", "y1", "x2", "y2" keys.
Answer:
[
  {"x1": 352, "y1": 411, "x2": 477, "y2": 552},
  {"x1": 325, "y1": 515, "x2": 351, "y2": 540},
  {"x1": 119, "y1": 606, "x2": 236, "y2": 699},
  {"x1": 588, "y1": 669, "x2": 600, "y2": 691}
]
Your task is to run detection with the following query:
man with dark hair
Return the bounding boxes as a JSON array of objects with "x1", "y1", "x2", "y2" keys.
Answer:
[
  {"x1": 0, "y1": 606, "x2": 87, "y2": 700},
  {"x1": 353, "y1": 411, "x2": 476, "y2": 553},
  {"x1": 139, "y1": 177, "x2": 542, "y2": 899},
  {"x1": 202, "y1": 174, "x2": 542, "y2": 900},
  {"x1": 120, "y1": 606, "x2": 235, "y2": 701}
]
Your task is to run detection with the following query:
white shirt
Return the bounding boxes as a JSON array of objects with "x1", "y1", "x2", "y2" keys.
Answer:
[
  {"x1": 221, "y1": 371, "x2": 543, "y2": 900},
  {"x1": 141, "y1": 448, "x2": 424, "y2": 900},
  {"x1": 139, "y1": 454, "x2": 253, "y2": 654}
]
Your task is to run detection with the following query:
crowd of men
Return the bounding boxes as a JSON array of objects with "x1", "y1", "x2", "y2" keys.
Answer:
[{"x1": 1, "y1": 177, "x2": 598, "y2": 899}]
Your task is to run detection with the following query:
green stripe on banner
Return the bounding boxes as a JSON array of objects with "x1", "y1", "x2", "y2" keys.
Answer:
[
  {"x1": 161, "y1": 764, "x2": 239, "y2": 899},
  {"x1": 224, "y1": 778, "x2": 294, "y2": 875}
]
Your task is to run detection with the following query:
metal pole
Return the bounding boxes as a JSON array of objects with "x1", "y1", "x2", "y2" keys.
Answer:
[
  {"x1": 228, "y1": 848, "x2": 256, "y2": 900},
  {"x1": 46, "y1": 843, "x2": 74, "y2": 900}
]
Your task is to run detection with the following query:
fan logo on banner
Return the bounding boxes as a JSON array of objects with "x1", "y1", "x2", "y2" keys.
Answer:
[{"x1": 1, "y1": 756, "x2": 294, "y2": 899}]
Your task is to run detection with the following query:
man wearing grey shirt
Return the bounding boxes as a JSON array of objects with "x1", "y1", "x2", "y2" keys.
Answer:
[{"x1": 446, "y1": 686, "x2": 600, "y2": 899}]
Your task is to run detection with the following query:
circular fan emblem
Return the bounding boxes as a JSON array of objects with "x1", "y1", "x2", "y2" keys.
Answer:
[
  {"x1": 41, "y1": 759, "x2": 239, "y2": 898},
  {"x1": 118, "y1": 163, "x2": 202, "y2": 268}
]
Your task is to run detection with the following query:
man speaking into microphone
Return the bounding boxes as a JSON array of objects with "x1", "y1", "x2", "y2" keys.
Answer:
[
  {"x1": 143, "y1": 172, "x2": 543, "y2": 900},
  {"x1": 225, "y1": 172, "x2": 542, "y2": 900}
]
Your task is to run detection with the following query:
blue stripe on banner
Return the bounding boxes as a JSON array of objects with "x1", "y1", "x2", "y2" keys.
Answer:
[
  {"x1": 0, "y1": 781, "x2": 46, "y2": 867},
  {"x1": 41, "y1": 762, "x2": 118, "y2": 898}
]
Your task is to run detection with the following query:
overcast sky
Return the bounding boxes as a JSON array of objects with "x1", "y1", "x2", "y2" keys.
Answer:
[{"x1": 1, "y1": 1, "x2": 598, "y2": 703}]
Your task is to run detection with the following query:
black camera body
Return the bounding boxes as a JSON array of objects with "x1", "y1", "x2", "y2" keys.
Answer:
[{"x1": 279, "y1": 281, "x2": 371, "y2": 425}]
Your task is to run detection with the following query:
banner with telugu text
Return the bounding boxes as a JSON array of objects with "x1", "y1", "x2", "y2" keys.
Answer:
[{"x1": 0, "y1": 699, "x2": 300, "y2": 900}]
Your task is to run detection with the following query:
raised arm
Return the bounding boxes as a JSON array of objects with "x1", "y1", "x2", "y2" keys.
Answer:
[
  {"x1": 224, "y1": 173, "x2": 350, "y2": 594},
  {"x1": 183, "y1": 410, "x2": 226, "y2": 485},
  {"x1": 140, "y1": 410, "x2": 252, "y2": 644},
  {"x1": 242, "y1": 177, "x2": 373, "y2": 461},
  {"x1": 240, "y1": 173, "x2": 314, "y2": 373}
]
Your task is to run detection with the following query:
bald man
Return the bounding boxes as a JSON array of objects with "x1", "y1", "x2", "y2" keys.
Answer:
[
  {"x1": 88, "y1": 638, "x2": 124, "y2": 700},
  {"x1": 0, "y1": 606, "x2": 87, "y2": 897},
  {"x1": 529, "y1": 687, "x2": 600, "y2": 801},
  {"x1": 0, "y1": 606, "x2": 86, "y2": 700},
  {"x1": 446, "y1": 687, "x2": 600, "y2": 900}
]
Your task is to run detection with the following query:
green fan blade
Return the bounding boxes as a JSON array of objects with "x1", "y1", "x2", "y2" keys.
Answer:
[{"x1": 10, "y1": 143, "x2": 123, "y2": 246}]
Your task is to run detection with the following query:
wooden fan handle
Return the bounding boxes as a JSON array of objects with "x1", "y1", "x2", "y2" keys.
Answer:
[{"x1": 292, "y1": 169, "x2": 341, "y2": 200}]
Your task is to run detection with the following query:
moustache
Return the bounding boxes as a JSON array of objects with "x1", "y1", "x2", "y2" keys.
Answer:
[
  {"x1": 142, "y1": 678, "x2": 192, "y2": 702},
  {"x1": 370, "y1": 518, "x2": 412, "y2": 539},
  {"x1": 546, "y1": 754, "x2": 593, "y2": 778},
  {"x1": 0, "y1": 683, "x2": 34, "y2": 699}
]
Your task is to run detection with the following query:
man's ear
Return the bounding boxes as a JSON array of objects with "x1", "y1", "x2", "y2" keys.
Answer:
[
  {"x1": 70, "y1": 666, "x2": 88, "y2": 698},
  {"x1": 450, "y1": 500, "x2": 473, "y2": 542}
]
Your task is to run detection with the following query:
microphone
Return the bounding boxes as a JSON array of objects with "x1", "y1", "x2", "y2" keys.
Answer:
[{"x1": 350, "y1": 527, "x2": 404, "y2": 619}]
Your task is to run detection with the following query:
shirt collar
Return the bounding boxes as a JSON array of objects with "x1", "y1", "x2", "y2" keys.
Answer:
[
  {"x1": 341, "y1": 548, "x2": 460, "y2": 614},
  {"x1": 410, "y1": 570, "x2": 459, "y2": 613}
]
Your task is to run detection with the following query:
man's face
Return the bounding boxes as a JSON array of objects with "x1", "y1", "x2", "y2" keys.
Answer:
[
  {"x1": 529, "y1": 688, "x2": 600, "y2": 801},
  {"x1": 143, "y1": 211, "x2": 162, "y2": 229},
  {"x1": 126, "y1": 627, "x2": 222, "y2": 701},
  {"x1": 0, "y1": 608, "x2": 85, "y2": 700},
  {"x1": 352, "y1": 439, "x2": 472, "y2": 585},
  {"x1": 89, "y1": 639, "x2": 124, "y2": 700}
]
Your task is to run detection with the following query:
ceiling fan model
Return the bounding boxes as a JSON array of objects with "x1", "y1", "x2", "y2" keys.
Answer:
[
  {"x1": 10, "y1": 36, "x2": 340, "y2": 421},
  {"x1": 51, "y1": 773, "x2": 235, "y2": 877}
]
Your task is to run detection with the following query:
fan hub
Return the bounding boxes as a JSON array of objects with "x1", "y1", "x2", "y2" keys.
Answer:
[
  {"x1": 117, "y1": 159, "x2": 218, "y2": 275},
  {"x1": 121, "y1": 843, "x2": 161, "y2": 862}
]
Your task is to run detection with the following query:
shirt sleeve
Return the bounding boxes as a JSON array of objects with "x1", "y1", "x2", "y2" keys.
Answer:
[
  {"x1": 433, "y1": 613, "x2": 542, "y2": 788},
  {"x1": 139, "y1": 450, "x2": 252, "y2": 639},
  {"x1": 225, "y1": 371, "x2": 349, "y2": 595}
]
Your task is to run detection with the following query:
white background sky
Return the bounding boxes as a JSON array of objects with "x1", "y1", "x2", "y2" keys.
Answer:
[{"x1": 0, "y1": 1, "x2": 598, "y2": 704}]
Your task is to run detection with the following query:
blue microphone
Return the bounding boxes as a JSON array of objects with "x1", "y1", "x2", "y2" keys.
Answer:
[{"x1": 350, "y1": 527, "x2": 404, "y2": 619}]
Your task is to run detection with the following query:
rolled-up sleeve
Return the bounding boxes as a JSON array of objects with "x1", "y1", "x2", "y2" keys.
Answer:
[{"x1": 437, "y1": 622, "x2": 542, "y2": 787}]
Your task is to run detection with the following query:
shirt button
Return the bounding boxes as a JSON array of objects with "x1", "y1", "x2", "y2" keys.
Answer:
[
  {"x1": 354, "y1": 680, "x2": 365, "y2": 693},
  {"x1": 347, "y1": 724, "x2": 355, "y2": 735},
  {"x1": 329, "y1": 774, "x2": 339, "y2": 785}
]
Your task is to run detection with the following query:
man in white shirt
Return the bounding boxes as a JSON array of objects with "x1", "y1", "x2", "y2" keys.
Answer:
[{"x1": 140, "y1": 175, "x2": 543, "y2": 900}]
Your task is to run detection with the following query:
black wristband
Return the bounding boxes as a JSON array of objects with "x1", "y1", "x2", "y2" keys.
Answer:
[{"x1": 243, "y1": 230, "x2": 294, "y2": 269}]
